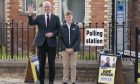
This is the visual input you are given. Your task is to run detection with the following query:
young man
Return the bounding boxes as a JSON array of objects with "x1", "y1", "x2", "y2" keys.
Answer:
[
  {"x1": 59, "y1": 11, "x2": 80, "y2": 84},
  {"x1": 28, "y1": 1, "x2": 61, "y2": 84},
  {"x1": 102, "y1": 57, "x2": 111, "y2": 68}
]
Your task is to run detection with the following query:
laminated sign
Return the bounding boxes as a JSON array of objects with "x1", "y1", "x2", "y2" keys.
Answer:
[
  {"x1": 98, "y1": 55, "x2": 117, "y2": 84},
  {"x1": 24, "y1": 55, "x2": 39, "y2": 83},
  {"x1": 85, "y1": 28, "x2": 104, "y2": 46}
]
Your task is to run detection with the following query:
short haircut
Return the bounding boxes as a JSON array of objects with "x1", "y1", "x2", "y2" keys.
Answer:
[
  {"x1": 43, "y1": 1, "x2": 51, "y2": 7},
  {"x1": 65, "y1": 11, "x2": 73, "y2": 16},
  {"x1": 106, "y1": 57, "x2": 110, "y2": 60}
]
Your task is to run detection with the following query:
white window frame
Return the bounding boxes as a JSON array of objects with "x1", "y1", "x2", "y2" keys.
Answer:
[{"x1": 59, "y1": 0, "x2": 86, "y2": 23}]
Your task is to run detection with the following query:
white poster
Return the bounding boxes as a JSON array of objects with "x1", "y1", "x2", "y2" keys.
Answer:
[
  {"x1": 98, "y1": 55, "x2": 117, "y2": 84},
  {"x1": 85, "y1": 28, "x2": 104, "y2": 46},
  {"x1": 116, "y1": 1, "x2": 124, "y2": 25}
]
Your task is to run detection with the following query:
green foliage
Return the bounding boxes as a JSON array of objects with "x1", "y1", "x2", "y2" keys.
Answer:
[
  {"x1": 77, "y1": 52, "x2": 96, "y2": 60},
  {"x1": 0, "y1": 45, "x2": 28, "y2": 60},
  {"x1": 0, "y1": 46, "x2": 97, "y2": 60}
]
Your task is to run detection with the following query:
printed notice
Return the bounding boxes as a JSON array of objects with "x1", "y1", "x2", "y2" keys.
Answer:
[
  {"x1": 85, "y1": 28, "x2": 104, "y2": 46},
  {"x1": 98, "y1": 55, "x2": 117, "y2": 84}
]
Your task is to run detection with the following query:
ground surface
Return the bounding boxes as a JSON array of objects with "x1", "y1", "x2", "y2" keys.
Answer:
[{"x1": 0, "y1": 77, "x2": 95, "y2": 84}]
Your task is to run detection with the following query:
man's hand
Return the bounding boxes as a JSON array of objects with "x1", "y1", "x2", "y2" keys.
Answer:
[
  {"x1": 65, "y1": 48, "x2": 70, "y2": 53},
  {"x1": 65, "y1": 48, "x2": 74, "y2": 54},
  {"x1": 68, "y1": 48, "x2": 74, "y2": 54},
  {"x1": 45, "y1": 32, "x2": 53, "y2": 38},
  {"x1": 28, "y1": 4, "x2": 34, "y2": 16}
]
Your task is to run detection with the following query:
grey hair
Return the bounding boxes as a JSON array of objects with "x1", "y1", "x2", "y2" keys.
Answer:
[{"x1": 43, "y1": 1, "x2": 51, "y2": 7}]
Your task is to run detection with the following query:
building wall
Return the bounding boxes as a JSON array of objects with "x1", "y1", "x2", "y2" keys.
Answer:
[
  {"x1": 5, "y1": 0, "x2": 112, "y2": 51},
  {"x1": 104, "y1": 0, "x2": 112, "y2": 49},
  {"x1": 0, "y1": 0, "x2": 5, "y2": 45},
  {"x1": 128, "y1": 0, "x2": 140, "y2": 51},
  {"x1": 5, "y1": 0, "x2": 36, "y2": 53}
]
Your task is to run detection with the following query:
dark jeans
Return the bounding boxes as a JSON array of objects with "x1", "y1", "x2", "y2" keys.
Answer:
[{"x1": 37, "y1": 39, "x2": 56, "y2": 84}]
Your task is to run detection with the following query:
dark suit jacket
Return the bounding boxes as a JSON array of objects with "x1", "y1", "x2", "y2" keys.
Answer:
[
  {"x1": 28, "y1": 14, "x2": 61, "y2": 47},
  {"x1": 59, "y1": 23, "x2": 80, "y2": 51},
  {"x1": 102, "y1": 63, "x2": 111, "y2": 68}
]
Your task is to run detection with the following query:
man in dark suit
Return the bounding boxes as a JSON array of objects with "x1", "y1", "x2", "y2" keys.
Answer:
[{"x1": 27, "y1": 1, "x2": 61, "y2": 84}]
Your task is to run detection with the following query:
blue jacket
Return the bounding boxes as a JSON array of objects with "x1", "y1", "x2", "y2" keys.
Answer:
[{"x1": 59, "y1": 23, "x2": 80, "y2": 51}]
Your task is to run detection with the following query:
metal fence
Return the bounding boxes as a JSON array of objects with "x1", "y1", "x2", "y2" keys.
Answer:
[
  {"x1": 1, "y1": 20, "x2": 140, "y2": 83},
  {"x1": 0, "y1": 20, "x2": 139, "y2": 61}
]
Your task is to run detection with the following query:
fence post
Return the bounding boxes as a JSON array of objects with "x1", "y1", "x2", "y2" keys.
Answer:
[
  {"x1": 123, "y1": 22, "x2": 125, "y2": 60},
  {"x1": 95, "y1": 23, "x2": 98, "y2": 59},
  {"x1": 109, "y1": 22, "x2": 111, "y2": 50},
  {"x1": 5, "y1": 23, "x2": 8, "y2": 58},
  {"x1": 21, "y1": 23, "x2": 24, "y2": 59},
  {"x1": 16, "y1": 23, "x2": 19, "y2": 59},
  {"x1": 129, "y1": 23, "x2": 132, "y2": 61},
  {"x1": 135, "y1": 27, "x2": 139, "y2": 83},
  {"x1": 112, "y1": 0, "x2": 115, "y2": 54},
  {"x1": 27, "y1": 21, "x2": 29, "y2": 59},
  {"x1": 115, "y1": 22, "x2": 118, "y2": 55},
  {"x1": 10, "y1": 20, "x2": 14, "y2": 59},
  {"x1": 0, "y1": 23, "x2": 2, "y2": 59},
  {"x1": 102, "y1": 22, "x2": 104, "y2": 49},
  {"x1": 89, "y1": 23, "x2": 91, "y2": 60},
  {"x1": 82, "y1": 22, "x2": 85, "y2": 60}
]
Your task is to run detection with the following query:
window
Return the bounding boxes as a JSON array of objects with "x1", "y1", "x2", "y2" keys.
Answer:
[
  {"x1": 61, "y1": 0, "x2": 85, "y2": 22},
  {"x1": 25, "y1": 0, "x2": 37, "y2": 13}
]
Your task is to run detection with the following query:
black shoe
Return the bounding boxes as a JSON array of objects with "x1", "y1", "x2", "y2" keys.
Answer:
[
  {"x1": 63, "y1": 82, "x2": 68, "y2": 84},
  {"x1": 39, "y1": 81, "x2": 44, "y2": 84},
  {"x1": 72, "y1": 83, "x2": 75, "y2": 84},
  {"x1": 49, "y1": 82, "x2": 54, "y2": 84}
]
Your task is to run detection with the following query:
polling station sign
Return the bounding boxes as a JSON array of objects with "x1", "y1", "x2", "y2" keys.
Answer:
[
  {"x1": 98, "y1": 55, "x2": 117, "y2": 84},
  {"x1": 85, "y1": 28, "x2": 104, "y2": 46}
]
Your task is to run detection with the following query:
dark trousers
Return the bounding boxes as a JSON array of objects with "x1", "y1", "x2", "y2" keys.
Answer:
[{"x1": 37, "y1": 39, "x2": 56, "y2": 84}]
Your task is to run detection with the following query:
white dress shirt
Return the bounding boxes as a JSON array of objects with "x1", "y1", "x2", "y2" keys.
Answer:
[{"x1": 67, "y1": 23, "x2": 71, "y2": 45}]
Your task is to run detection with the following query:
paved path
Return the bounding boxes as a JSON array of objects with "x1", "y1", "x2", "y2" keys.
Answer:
[{"x1": 0, "y1": 77, "x2": 95, "y2": 84}]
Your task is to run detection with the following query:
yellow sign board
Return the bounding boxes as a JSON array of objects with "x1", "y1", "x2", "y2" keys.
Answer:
[
  {"x1": 24, "y1": 55, "x2": 39, "y2": 83},
  {"x1": 98, "y1": 55, "x2": 117, "y2": 84}
]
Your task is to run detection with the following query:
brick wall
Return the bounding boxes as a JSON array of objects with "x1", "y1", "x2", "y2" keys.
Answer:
[
  {"x1": 90, "y1": 0, "x2": 111, "y2": 49},
  {"x1": 5, "y1": 0, "x2": 36, "y2": 53},
  {"x1": 91, "y1": 0, "x2": 106, "y2": 24},
  {"x1": 128, "y1": 0, "x2": 140, "y2": 51},
  {"x1": 0, "y1": 60, "x2": 134, "y2": 84},
  {"x1": 0, "y1": 0, "x2": 5, "y2": 45},
  {"x1": 6, "y1": 0, "x2": 111, "y2": 51},
  {"x1": 104, "y1": 0, "x2": 112, "y2": 49}
]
